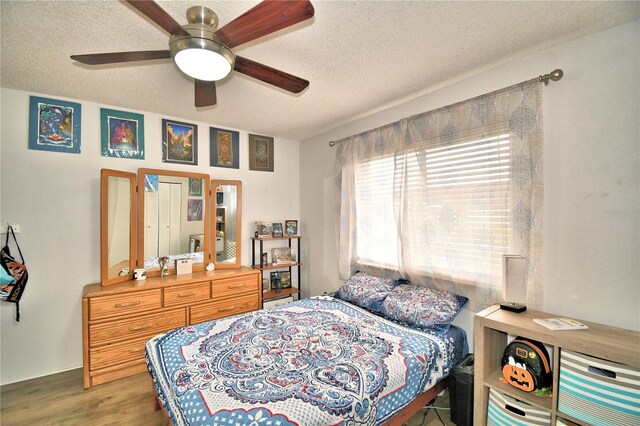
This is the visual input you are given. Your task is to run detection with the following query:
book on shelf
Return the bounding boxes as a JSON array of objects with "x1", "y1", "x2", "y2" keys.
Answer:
[{"x1": 533, "y1": 317, "x2": 588, "y2": 331}]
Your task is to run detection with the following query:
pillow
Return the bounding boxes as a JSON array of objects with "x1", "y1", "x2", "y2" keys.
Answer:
[
  {"x1": 380, "y1": 284, "x2": 468, "y2": 331},
  {"x1": 337, "y1": 271, "x2": 396, "y2": 311}
]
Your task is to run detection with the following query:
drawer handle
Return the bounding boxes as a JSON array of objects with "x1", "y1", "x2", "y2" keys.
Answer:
[
  {"x1": 177, "y1": 292, "x2": 197, "y2": 298},
  {"x1": 504, "y1": 404, "x2": 525, "y2": 417},
  {"x1": 588, "y1": 366, "x2": 616, "y2": 379},
  {"x1": 129, "y1": 323, "x2": 152, "y2": 331},
  {"x1": 115, "y1": 301, "x2": 141, "y2": 308},
  {"x1": 228, "y1": 283, "x2": 245, "y2": 289},
  {"x1": 219, "y1": 306, "x2": 235, "y2": 312},
  {"x1": 129, "y1": 347, "x2": 145, "y2": 353}
]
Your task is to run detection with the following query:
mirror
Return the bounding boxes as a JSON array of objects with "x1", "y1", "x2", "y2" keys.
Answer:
[
  {"x1": 212, "y1": 180, "x2": 242, "y2": 269},
  {"x1": 138, "y1": 168, "x2": 211, "y2": 275},
  {"x1": 100, "y1": 169, "x2": 136, "y2": 285}
]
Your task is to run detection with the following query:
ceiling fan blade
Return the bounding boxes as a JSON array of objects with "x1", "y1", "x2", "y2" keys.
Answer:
[
  {"x1": 71, "y1": 50, "x2": 171, "y2": 65},
  {"x1": 195, "y1": 79, "x2": 217, "y2": 107},
  {"x1": 215, "y1": 0, "x2": 314, "y2": 49},
  {"x1": 124, "y1": 0, "x2": 189, "y2": 36},
  {"x1": 234, "y1": 56, "x2": 309, "y2": 94}
]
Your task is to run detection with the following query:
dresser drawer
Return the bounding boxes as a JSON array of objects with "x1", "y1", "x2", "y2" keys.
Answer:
[
  {"x1": 163, "y1": 281, "x2": 210, "y2": 307},
  {"x1": 211, "y1": 275, "x2": 259, "y2": 300},
  {"x1": 89, "y1": 289, "x2": 162, "y2": 320},
  {"x1": 190, "y1": 295, "x2": 259, "y2": 324},
  {"x1": 89, "y1": 309, "x2": 186, "y2": 346},
  {"x1": 89, "y1": 337, "x2": 148, "y2": 371}
]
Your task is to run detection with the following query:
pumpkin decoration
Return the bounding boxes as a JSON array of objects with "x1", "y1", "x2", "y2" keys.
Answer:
[
  {"x1": 500, "y1": 337, "x2": 552, "y2": 394},
  {"x1": 502, "y1": 357, "x2": 535, "y2": 392}
]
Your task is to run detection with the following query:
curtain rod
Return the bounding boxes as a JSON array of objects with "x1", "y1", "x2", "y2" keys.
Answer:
[{"x1": 328, "y1": 68, "x2": 563, "y2": 147}]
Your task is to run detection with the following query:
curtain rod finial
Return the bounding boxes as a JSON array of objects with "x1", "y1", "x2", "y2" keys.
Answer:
[{"x1": 539, "y1": 69, "x2": 563, "y2": 85}]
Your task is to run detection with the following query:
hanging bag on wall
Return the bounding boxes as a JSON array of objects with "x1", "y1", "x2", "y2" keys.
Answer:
[{"x1": 0, "y1": 225, "x2": 29, "y2": 321}]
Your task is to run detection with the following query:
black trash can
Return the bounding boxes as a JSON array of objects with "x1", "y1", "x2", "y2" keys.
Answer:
[{"x1": 450, "y1": 353, "x2": 474, "y2": 426}]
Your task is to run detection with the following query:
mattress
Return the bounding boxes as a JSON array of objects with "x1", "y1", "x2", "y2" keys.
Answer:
[{"x1": 145, "y1": 295, "x2": 467, "y2": 426}]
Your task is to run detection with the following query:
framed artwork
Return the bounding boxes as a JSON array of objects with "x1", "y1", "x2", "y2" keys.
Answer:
[
  {"x1": 271, "y1": 247, "x2": 296, "y2": 265},
  {"x1": 29, "y1": 96, "x2": 81, "y2": 154},
  {"x1": 162, "y1": 119, "x2": 198, "y2": 165},
  {"x1": 210, "y1": 127, "x2": 239, "y2": 169},
  {"x1": 100, "y1": 108, "x2": 144, "y2": 159},
  {"x1": 272, "y1": 223, "x2": 283, "y2": 238},
  {"x1": 279, "y1": 271, "x2": 292, "y2": 289},
  {"x1": 270, "y1": 271, "x2": 282, "y2": 291},
  {"x1": 285, "y1": 220, "x2": 298, "y2": 236},
  {"x1": 187, "y1": 199, "x2": 203, "y2": 221},
  {"x1": 189, "y1": 178, "x2": 202, "y2": 196},
  {"x1": 145, "y1": 174, "x2": 158, "y2": 192},
  {"x1": 248, "y1": 134, "x2": 274, "y2": 172}
]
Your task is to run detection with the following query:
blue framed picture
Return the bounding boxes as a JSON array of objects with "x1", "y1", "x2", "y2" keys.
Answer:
[
  {"x1": 29, "y1": 96, "x2": 81, "y2": 154},
  {"x1": 210, "y1": 127, "x2": 239, "y2": 169},
  {"x1": 100, "y1": 108, "x2": 145, "y2": 159},
  {"x1": 162, "y1": 119, "x2": 198, "y2": 165}
]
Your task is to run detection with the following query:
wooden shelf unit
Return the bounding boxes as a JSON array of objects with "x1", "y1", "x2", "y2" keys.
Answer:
[
  {"x1": 473, "y1": 304, "x2": 640, "y2": 425},
  {"x1": 251, "y1": 236, "x2": 301, "y2": 305}
]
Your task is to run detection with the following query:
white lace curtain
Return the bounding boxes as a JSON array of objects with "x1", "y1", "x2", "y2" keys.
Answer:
[{"x1": 334, "y1": 81, "x2": 543, "y2": 311}]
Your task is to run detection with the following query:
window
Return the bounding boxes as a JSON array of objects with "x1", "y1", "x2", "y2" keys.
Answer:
[{"x1": 354, "y1": 131, "x2": 512, "y2": 282}]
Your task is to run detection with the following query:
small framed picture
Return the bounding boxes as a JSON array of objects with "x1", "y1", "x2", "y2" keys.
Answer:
[
  {"x1": 162, "y1": 118, "x2": 198, "y2": 165},
  {"x1": 272, "y1": 223, "x2": 283, "y2": 238},
  {"x1": 261, "y1": 252, "x2": 268, "y2": 267},
  {"x1": 29, "y1": 96, "x2": 82, "y2": 154},
  {"x1": 249, "y1": 134, "x2": 274, "y2": 172},
  {"x1": 262, "y1": 278, "x2": 270, "y2": 292},
  {"x1": 270, "y1": 271, "x2": 284, "y2": 291},
  {"x1": 280, "y1": 271, "x2": 291, "y2": 289},
  {"x1": 210, "y1": 127, "x2": 239, "y2": 169},
  {"x1": 285, "y1": 220, "x2": 298, "y2": 236},
  {"x1": 187, "y1": 199, "x2": 203, "y2": 221},
  {"x1": 255, "y1": 221, "x2": 273, "y2": 238},
  {"x1": 101, "y1": 108, "x2": 144, "y2": 159},
  {"x1": 189, "y1": 178, "x2": 202, "y2": 196},
  {"x1": 271, "y1": 247, "x2": 296, "y2": 265}
]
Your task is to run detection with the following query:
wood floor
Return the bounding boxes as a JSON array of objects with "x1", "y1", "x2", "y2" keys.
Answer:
[{"x1": 0, "y1": 369, "x2": 455, "y2": 426}]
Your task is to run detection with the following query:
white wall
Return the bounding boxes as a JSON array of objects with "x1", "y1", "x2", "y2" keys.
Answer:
[
  {"x1": 0, "y1": 89, "x2": 300, "y2": 385},
  {"x1": 300, "y1": 19, "x2": 640, "y2": 342}
]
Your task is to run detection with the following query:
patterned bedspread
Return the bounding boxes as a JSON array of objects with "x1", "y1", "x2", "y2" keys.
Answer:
[{"x1": 145, "y1": 296, "x2": 467, "y2": 426}]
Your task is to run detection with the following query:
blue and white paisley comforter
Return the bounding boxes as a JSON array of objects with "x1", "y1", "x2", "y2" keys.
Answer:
[{"x1": 145, "y1": 296, "x2": 467, "y2": 426}]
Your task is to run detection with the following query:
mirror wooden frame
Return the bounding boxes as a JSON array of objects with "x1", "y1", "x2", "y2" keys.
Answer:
[
  {"x1": 100, "y1": 169, "x2": 137, "y2": 286},
  {"x1": 212, "y1": 180, "x2": 242, "y2": 269},
  {"x1": 137, "y1": 168, "x2": 211, "y2": 277}
]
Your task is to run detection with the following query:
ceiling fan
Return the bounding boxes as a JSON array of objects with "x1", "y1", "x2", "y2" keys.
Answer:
[{"x1": 71, "y1": 0, "x2": 314, "y2": 107}]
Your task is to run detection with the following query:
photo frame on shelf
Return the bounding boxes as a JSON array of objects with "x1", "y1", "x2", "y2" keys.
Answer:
[
  {"x1": 271, "y1": 247, "x2": 296, "y2": 265},
  {"x1": 285, "y1": 220, "x2": 298, "y2": 236},
  {"x1": 248, "y1": 134, "x2": 274, "y2": 172},
  {"x1": 255, "y1": 221, "x2": 273, "y2": 238},
  {"x1": 29, "y1": 96, "x2": 82, "y2": 154},
  {"x1": 261, "y1": 252, "x2": 268, "y2": 267},
  {"x1": 162, "y1": 118, "x2": 198, "y2": 165},
  {"x1": 272, "y1": 223, "x2": 283, "y2": 238},
  {"x1": 210, "y1": 127, "x2": 239, "y2": 169},
  {"x1": 100, "y1": 108, "x2": 144, "y2": 159},
  {"x1": 279, "y1": 271, "x2": 291, "y2": 289},
  {"x1": 270, "y1": 271, "x2": 282, "y2": 291}
]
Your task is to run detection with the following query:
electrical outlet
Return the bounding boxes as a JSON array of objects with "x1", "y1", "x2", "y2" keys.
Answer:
[{"x1": 1, "y1": 225, "x2": 21, "y2": 233}]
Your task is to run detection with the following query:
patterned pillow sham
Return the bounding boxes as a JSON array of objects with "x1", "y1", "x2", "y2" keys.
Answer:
[
  {"x1": 337, "y1": 271, "x2": 396, "y2": 311},
  {"x1": 380, "y1": 284, "x2": 468, "y2": 331}
]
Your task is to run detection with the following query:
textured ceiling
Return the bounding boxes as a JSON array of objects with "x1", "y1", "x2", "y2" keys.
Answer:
[{"x1": 1, "y1": 1, "x2": 638, "y2": 141}]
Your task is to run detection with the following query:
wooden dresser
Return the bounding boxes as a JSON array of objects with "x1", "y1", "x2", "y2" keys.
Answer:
[{"x1": 82, "y1": 267, "x2": 261, "y2": 388}]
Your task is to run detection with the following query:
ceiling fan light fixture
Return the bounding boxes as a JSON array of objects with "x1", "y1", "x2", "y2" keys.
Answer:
[{"x1": 171, "y1": 37, "x2": 235, "y2": 82}]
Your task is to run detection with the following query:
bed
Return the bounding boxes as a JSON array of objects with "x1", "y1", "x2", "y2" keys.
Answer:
[{"x1": 145, "y1": 287, "x2": 468, "y2": 426}]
